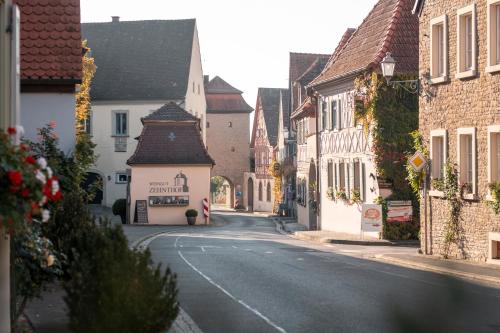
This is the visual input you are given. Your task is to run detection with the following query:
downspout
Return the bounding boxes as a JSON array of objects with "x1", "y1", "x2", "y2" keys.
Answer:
[{"x1": 314, "y1": 93, "x2": 321, "y2": 230}]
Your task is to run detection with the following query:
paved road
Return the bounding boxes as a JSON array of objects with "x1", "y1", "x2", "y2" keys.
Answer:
[{"x1": 147, "y1": 211, "x2": 500, "y2": 333}]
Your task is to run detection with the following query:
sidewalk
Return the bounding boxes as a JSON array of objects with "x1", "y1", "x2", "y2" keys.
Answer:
[{"x1": 375, "y1": 253, "x2": 500, "y2": 286}]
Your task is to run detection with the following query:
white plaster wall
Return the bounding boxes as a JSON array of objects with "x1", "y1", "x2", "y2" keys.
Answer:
[
  {"x1": 20, "y1": 93, "x2": 75, "y2": 154},
  {"x1": 184, "y1": 23, "x2": 207, "y2": 144},
  {"x1": 90, "y1": 101, "x2": 168, "y2": 207},
  {"x1": 296, "y1": 131, "x2": 317, "y2": 228},
  {"x1": 254, "y1": 178, "x2": 274, "y2": 212},
  {"x1": 129, "y1": 165, "x2": 211, "y2": 225}
]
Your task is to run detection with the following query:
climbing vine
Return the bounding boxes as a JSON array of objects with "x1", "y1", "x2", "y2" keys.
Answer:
[
  {"x1": 75, "y1": 40, "x2": 96, "y2": 135},
  {"x1": 268, "y1": 159, "x2": 282, "y2": 214},
  {"x1": 487, "y1": 182, "x2": 500, "y2": 214},
  {"x1": 405, "y1": 130, "x2": 429, "y2": 201},
  {"x1": 354, "y1": 72, "x2": 419, "y2": 240},
  {"x1": 432, "y1": 162, "x2": 462, "y2": 258}
]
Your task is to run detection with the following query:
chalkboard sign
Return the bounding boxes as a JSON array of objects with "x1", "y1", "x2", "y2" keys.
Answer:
[{"x1": 134, "y1": 200, "x2": 148, "y2": 224}]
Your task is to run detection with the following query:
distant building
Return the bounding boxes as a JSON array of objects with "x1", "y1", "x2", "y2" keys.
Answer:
[
  {"x1": 82, "y1": 18, "x2": 206, "y2": 207},
  {"x1": 414, "y1": 0, "x2": 500, "y2": 262},
  {"x1": 289, "y1": 52, "x2": 335, "y2": 228},
  {"x1": 205, "y1": 76, "x2": 253, "y2": 208},
  {"x1": 245, "y1": 88, "x2": 287, "y2": 212},
  {"x1": 309, "y1": 0, "x2": 418, "y2": 236},
  {"x1": 14, "y1": 0, "x2": 82, "y2": 153},
  {"x1": 127, "y1": 103, "x2": 214, "y2": 225}
]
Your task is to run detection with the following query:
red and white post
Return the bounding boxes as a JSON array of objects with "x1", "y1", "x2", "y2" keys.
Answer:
[{"x1": 203, "y1": 198, "x2": 209, "y2": 224}]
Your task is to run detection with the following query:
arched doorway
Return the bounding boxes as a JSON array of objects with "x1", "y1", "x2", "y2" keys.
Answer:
[
  {"x1": 83, "y1": 172, "x2": 104, "y2": 205},
  {"x1": 308, "y1": 160, "x2": 318, "y2": 230},
  {"x1": 247, "y1": 177, "x2": 254, "y2": 212},
  {"x1": 210, "y1": 176, "x2": 234, "y2": 208}
]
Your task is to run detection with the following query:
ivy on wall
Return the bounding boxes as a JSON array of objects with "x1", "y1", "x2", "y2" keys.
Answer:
[
  {"x1": 268, "y1": 159, "x2": 282, "y2": 214},
  {"x1": 354, "y1": 73, "x2": 420, "y2": 240}
]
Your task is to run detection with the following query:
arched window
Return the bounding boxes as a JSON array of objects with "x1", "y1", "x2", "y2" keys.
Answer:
[
  {"x1": 266, "y1": 182, "x2": 271, "y2": 202},
  {"x1": 258, "y1": 182, "x2": 263, "y2": 201}
]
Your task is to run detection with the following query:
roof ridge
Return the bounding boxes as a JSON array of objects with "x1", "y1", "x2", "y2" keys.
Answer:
[
  {"x1": 372, "y1": 0, "x2": 405, "y2": 69},
  {"x1": 82, "y1": 18, "x2": 196, "y2": 24}
]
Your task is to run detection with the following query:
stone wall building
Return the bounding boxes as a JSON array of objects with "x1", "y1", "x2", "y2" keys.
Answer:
[
  {"x1": 415, "y1": 0, "x2": 500, "y2": 262},
  {"x1": 205, "y1": 76, "x2": 253, "y2": 208}
]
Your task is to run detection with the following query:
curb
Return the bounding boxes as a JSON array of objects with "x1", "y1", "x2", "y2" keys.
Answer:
[
  {"x1": 375, "y1": 254, "x2": 500, "y2": 287},
  {"x1": 293, "y1": 233, "x2": 419, "y2": 247}
]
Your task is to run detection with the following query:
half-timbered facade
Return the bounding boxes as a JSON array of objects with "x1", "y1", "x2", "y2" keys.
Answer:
[
  {"x1": 309, "y1": 0, "x2": 418, "y2": 236},
  {"x1": 245, "y1": 88, "x2": 287, "y2": 212}
]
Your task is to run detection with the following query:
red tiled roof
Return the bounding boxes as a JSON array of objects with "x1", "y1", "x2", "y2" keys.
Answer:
[
  {"x1": 289, "y1": 52, "x2": 330, "y2": 84},
  {"x1": 310, "y1": 0, "x2": 418, "y2": 87},
  {"x1": 14, "y1": 0, "x2": 82, "y2": 82},
  {"x1": 206, "y1": 76, "x2": 253, "y2": 113}
]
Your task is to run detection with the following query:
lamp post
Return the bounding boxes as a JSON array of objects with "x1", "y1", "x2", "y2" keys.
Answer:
[{"x1": 380, "y1": 52, "x2": 422, "y2": 95}]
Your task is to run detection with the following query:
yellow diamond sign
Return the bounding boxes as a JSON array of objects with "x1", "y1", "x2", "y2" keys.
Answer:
[{"x1": 409, "y1": 151, "x2": 427, "y2": 172}]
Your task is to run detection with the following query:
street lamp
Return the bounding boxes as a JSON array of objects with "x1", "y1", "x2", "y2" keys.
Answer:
[{"x1": 380, "y1": 52, "x2": 423, "y2": 96}]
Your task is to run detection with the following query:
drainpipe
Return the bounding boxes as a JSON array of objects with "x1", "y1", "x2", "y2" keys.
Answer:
[{"x1": 314, "y1": 93, "x2": 321, "y2": 230}]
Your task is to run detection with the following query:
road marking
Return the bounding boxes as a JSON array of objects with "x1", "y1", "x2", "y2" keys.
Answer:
[
  {"x1": 232, "y1": 246, "x2": 238, "y2": 249},
  {"x1": 177, "y1": 250, "x2": 287, "y2": 333},
  {"x1": 297, "y1": 258, "x2": 304, "y2": 261},
  {"x1": 200, "y1": 246, "x2": 206, "y2": 252},
  {"x1": 265, "y1": 251, "x2": 273, "y2": 254}
]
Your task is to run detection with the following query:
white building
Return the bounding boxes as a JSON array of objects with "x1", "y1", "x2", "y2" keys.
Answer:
[{"x1": 82, "y1": 18, "x2": 207, "y2": 207}]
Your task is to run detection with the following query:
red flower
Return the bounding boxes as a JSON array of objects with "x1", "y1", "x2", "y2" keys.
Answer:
[
  {"x1": 20, "y1": 144, "x2": 30, "y2": 151},
  {"x1": 25, "y1": 156, "x2": 36, "y2": 165},
  {"x1": 21, "y1": 188, "x2": 30, "y2": 198},
  {"x1": 7, "y1": 171, "x2": 22, "y2": 187},
  {"x1": 7, "y1": 127, "x2": 16, "y2": 135},
  {"x1": 52, "y1": 190, "x2": 62, "y2": 201}
]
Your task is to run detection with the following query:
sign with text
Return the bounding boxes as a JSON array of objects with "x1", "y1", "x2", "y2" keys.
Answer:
[
  {"x1": 134, "y1": 200, "x2": 148, "y2": 224},
  {"x1": 361, "y1": 204, "x2": 383, "y2": 232},
  {"x1": 387, "y1": 201, "x2": 413, "y2": 223}
]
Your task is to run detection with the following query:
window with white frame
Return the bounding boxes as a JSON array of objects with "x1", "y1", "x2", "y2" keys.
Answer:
[
  {"x1": 331, "y1": 99, "x2": 338, "y2": 130},
  {"x1": 430, "y1": 129, "x2": 447, "y2": 182},
  {"x1": 113, "y1": 111, "x2": 128, "y2": 136},
  {"x1": 430, "y1": 15, "x2": 448, "y2": 83},
  {"x1": 115, "y1": 172, "x2": 128, "y2": 184},
  {"x1": 339, "y1": 160, "x2": 346, "y2": 191},
  {"x1": 321, "y1": 101, "x2": 328, "y2": 131},
  {"x1": 457, "y1": 5, "x2": 476, "y2": 78},
  {"x1": 487, "y1": 0, "x2": 500, "y2": 72},
  {"x1": 327, "y1": 160, "x2": 333, "y2": 188},
  {"x1": 488, "y1": 126, "x2": 500, "y2": 187},
  {"x1": 457, "y1": 127, "x2": 476, "y2": 197},
  {"x1": 353, "y1": 159, "x2": 361, "y2": 194}
]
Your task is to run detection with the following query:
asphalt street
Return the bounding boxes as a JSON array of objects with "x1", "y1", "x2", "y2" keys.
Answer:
[{"x1": 147, "y1": 211, "x2": 500, "y2": 333}]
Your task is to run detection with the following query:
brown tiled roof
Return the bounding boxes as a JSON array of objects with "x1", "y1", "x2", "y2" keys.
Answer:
[
  {"x1": 205, "y1": 76, "x2": 253, "y2": 113},
  {"x1": 142, "y1": 102, "x2": 199, "y2": 123},
  {"x1": 309, "y1": 0, "x2": 418, "y2": 87},
  {"x1": 128, "y1": 103, "x2": 214, "y2": 166},
  {"x1": 14, "y1": 0, "x2": 82, "y2": 82},
  {"x1": 289, "y1": 53, "x2": 329, "y2": 83}
]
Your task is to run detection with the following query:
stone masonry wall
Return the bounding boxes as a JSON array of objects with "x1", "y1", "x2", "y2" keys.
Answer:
[
  {"x1": 419, "y1": 0, "x2": 500, "y2": 261},
  {"x1": 207, "y1": 112, "x2": 250, "y2": 205}
]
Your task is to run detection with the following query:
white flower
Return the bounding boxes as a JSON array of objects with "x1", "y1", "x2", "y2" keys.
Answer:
[
  {"x1": 15, "y1": 125, "x2": 24, "y2": 136},
  {"x1": 37, "y1": 157, "x2": 47, "y2": 170},
  {"x1": 42, "y1": 209, "x2": 50, "y2": 222},
  {"x1": 51, "y1": 180, "x2": 59, "y2": 195},
  {"x1": 46, "y1": 166, "x2": 53, "y2": 178},
  {"x1": 35, "y1": 170, "x2": 46, "y2": 184}
]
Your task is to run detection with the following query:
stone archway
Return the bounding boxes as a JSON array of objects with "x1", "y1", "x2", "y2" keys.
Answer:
[{"x1": 210, "y1": 175, "x2": 235, "y2": 208}]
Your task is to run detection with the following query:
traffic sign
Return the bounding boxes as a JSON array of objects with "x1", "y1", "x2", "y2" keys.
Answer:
[{"x1": 409, "y1": 151, "x2": 427, "y2": 172}]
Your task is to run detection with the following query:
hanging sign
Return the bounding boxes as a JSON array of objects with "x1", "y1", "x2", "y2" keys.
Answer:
[{"x1": 361, "y1": 204, "x2": 383, "y2": 232}]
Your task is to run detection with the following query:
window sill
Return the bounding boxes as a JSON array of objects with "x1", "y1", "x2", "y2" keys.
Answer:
[
  {"x1": 486, "y1": 64, "x2": 500, "y2": 74},
  {"x1": 455, "y1": 69, "x2": 476, "y2": 80},
  {"x1": 429, "y1": 190, "x2": 444, "y2": 198},
  {"x1": 429, "y1": 76, "x2": 448, "y2": 85},
  {"x1": 112, "y1": 135, "x2": 129, "y2": 138},
  {"x1": 462, "y1": 193, "x2": 478, "y2": 201}
]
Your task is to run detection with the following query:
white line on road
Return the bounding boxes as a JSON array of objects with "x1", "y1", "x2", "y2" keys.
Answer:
[
  {"x1": 232, "y1": 246, "x2": 238, "y2": 249},
  {"x1": 177, "y1": 250, "x2": 287, "y2": 333}
]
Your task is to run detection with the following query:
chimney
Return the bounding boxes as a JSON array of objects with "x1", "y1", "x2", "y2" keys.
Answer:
[{"x1": 111, "y1": 16, "x2": 120, "y2": 23}]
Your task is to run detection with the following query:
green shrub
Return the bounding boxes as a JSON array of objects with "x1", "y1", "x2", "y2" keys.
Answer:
[
  {"x1": 64, "y1": 223, "x2": 178, "y2": 333},
  {"x1": 185, "y1": 209, "x2": 198, "y2": 217},
  {"x1": 112, "y1": 198, "x2": 127, "y2": 223}
]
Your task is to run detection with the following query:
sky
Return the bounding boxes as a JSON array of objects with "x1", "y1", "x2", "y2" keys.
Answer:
[{"x1": 81, "y1": 0, "x2": 376, "y2": 111}]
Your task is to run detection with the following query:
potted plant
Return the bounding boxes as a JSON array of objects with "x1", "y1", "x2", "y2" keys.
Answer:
[
  {"x1": 112, "y1": 198, "x2": 127, "y2": 224},
  {"x1": 185, "y1": 209, "x2": 198, "y2": 225}
]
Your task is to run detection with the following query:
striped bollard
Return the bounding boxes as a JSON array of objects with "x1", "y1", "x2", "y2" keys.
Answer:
[{"x1": 203, "y1": 198, "x2": 209, "y2": 224}]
